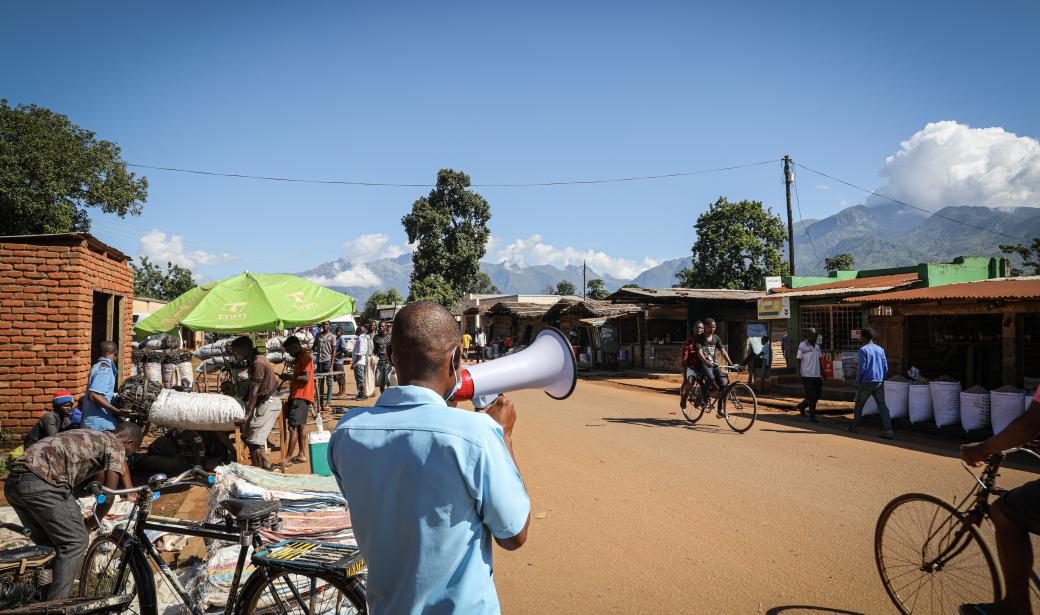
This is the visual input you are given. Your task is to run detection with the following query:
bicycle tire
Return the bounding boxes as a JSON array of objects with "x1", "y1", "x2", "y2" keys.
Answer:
[
  {"x1": 78, "y1": 534, "x2": 148, "y2": 615},
  {"x1": 875, "y1": 493, "x2": 1000, "y2": 614},
  {"x1": 680, "y1": 381, "x2": 706, "y2": 424},
  {"x1": 237, "y1": 568, "x2": 367, "y2": 615},
  {"x1": 723, "y1": 382, "x2": 757, "y2": 433}
]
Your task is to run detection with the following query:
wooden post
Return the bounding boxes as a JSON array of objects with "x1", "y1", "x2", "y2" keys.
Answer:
[{"x1": 1001, "y1": 310, "x2": 1017, "y2": 386}]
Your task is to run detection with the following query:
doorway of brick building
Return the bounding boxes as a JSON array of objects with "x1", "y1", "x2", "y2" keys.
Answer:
[{"x1": 91, "y1": 291, "x2": 124, "y2": 375}]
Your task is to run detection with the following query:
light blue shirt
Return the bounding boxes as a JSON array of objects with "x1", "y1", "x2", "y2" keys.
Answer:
[
  {"x1": 329, "y1": 385, "x2": 530, "y2": 615},
  {"x1": 81, "y1": 358, "x2": 117, "y2": 431},
  {"x1": 857, "y1": 341, "x2": 889, "y2": 383}
]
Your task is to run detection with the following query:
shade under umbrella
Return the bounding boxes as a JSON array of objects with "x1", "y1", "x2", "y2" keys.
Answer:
[{"x1": 134, "y1": 272, "x2": 355, "y2": 338}]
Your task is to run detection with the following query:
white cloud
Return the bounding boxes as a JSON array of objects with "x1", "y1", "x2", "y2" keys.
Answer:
[
  {"x1": 305, "y1": 263, "x2": 383, "y2": 288},
  {"x1": 341, "y1": 234, "x2": 412, "y2": 264},
  {"x1": 872, "y1": 121, "x2": 1040, "y2": 211},
  {"x1": 138, "y1": 229, "x2": 238, "y2": 269},
  {"x1": 492, "y1": 234, "x2": 658, "y2": 280},
  {"x1": 814, "y1": 184, "x2": 831, "y2": 190}
]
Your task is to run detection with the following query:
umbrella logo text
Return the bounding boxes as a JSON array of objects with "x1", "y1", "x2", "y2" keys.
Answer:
[
  {"x1": 220, "y1": 301, "x2": 248, "y2": 321},
  {"x1": 286, "y1": 292, "x2": 317, "y2": 311}
]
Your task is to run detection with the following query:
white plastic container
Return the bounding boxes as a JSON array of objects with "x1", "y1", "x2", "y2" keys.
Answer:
[
  {"x1": 884, "y1": 380, "x2": 910, "y2": 419},
  {"x1": 930, "y1": 380, "x2": 962, "y2": 428},
  {"x1": 991, "y1": 389, "x2": 1025, "y2": 435},
  {"x1": 959, "y1": 388, "x2": 991, "y2": 432},
  {"x1": 909, "y1": 383, "x2": 934, "y2": 424}
]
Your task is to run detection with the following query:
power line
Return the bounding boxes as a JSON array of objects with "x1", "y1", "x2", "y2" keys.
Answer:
[
  {"x1": 791, "y1": 175, "x2": 822, "y2": 265},
  {"x1": 125, "y1": 159, "x2": 779, "y2": 188},
  {"x1": 792, "y1": 161, "x2": 1019, "y2": 240}
]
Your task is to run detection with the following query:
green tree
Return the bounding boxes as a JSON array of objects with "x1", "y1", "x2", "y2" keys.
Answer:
[
  {"x1": 553, "y1": 280, "x2": 577, "y2": 296},
  {"x1": 362, "y1": 288, "x2": 405, "y2": 321},
  {"x1": 675, "y1": 197, "x2": 788, "y2": 290},
  {"x1": 402, "y1": 169, "x2": 491, "y2": 307},
  {"x1": 824, "y1": 253, "x2": 856, "y2": 272},
  {"x1": 622, "y1": 283, "x2": 640, "y2": 288},
  {"x1": 0, "y1": 100, "x2": 148, "y2": 235},
  {"x1": 999, "y1": 237, "x2": 1040, "y2": 276},
  {"x1": 130, "y1": 257, "x2": 196, "y2": 301},
  {"x1": 467, "y1": 271, "x2": 500, "y2": 294},
  {"x1": 586, "y1": 279, "x2": 609, "y2": 300}
]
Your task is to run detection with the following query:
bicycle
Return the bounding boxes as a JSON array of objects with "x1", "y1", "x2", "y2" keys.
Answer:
[
  {"x1": 74, "y1": 467, "x2": 367, "y2": 615},
  {"x1": 680, "y1": 365, "x2": 758, "y2": 433},
  {"x1": 874, "y1": 447, "x2": 1040, "y2": 614}
]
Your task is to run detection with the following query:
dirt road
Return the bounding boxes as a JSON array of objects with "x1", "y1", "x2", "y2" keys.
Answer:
[{"x1": 492, "y1": 381, "x2": 1037, "y2": 614}]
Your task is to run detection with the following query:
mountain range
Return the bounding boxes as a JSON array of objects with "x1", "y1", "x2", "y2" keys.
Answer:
[{"x1": 297, "y1": 205, "x2": 1039, "y2": 304}]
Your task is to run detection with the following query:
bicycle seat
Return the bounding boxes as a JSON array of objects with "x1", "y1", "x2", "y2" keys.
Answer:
[
  {"x1": 0, "y1": 545, "x2": 55, "y2": 565},
  {"x1": 219, "y1": 498, "x2": 280, "y2": 521}
]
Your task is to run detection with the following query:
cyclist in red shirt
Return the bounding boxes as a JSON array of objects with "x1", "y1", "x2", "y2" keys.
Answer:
[{"x1": 679, "y1": 321, "x2": 705, "y2": 411}]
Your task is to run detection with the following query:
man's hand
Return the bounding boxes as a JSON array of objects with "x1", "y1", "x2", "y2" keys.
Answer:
[
  {"x1": 479, "y1": 395, "x2": 517, "y2": 438},
  {"x1": 85, "y1": 516, "x2": 99, "y2": 532},
  {"x1": 123, "y1": 492, "x2": 139, "y2": 503},
  {"x1": 961, "y1": 442, "x2": 990, "y2": 467}
]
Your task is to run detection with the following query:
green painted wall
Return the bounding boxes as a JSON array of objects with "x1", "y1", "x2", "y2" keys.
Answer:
[{"x1": 918, "y1": 256, "x2": 1010, "y2": 287}]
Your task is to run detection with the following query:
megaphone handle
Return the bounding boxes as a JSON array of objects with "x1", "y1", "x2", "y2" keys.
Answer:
[{"x1": 473, "y1": 393, "x2": 500, "y2": 410}]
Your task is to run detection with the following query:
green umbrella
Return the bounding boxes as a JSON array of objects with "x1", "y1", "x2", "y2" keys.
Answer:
[{"x1": 134, "y1": 273, "x2": 355, "y2": 338}]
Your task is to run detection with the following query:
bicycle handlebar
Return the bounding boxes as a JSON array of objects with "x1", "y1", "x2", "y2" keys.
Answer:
[{"x1": 87, "y1": 466, "x2": 215, "y2": 504}]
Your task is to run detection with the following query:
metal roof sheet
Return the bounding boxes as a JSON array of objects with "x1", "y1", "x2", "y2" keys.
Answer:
[
  {"x1": 849, "y1": 277, "x2": 1040, "y2": 303},
  {"x1": 770, "y1": 273, "x2": 918, "y2": 298},
  {"x1": 607, "y1": 287, "x2": 765, "y2": 302}
]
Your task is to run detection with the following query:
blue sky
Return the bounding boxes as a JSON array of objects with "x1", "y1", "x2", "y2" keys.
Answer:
[{"x1": 3, "y1": 1, "x2": 1039, "y2": 282}]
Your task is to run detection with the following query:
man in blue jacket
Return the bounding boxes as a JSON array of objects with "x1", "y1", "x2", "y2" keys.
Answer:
[{"x1": 846, "y1": 327, "x2": 895, "y2": 439}]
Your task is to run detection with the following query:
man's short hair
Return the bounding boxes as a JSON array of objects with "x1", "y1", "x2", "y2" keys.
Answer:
[
  {"x1": 805, "y1": 328, "x2": 818, "y2": 335},
  {"x1": 335, "y1": 326, "x2": 343, "y2": 334},
  {"x1": 231, "y1": 336, "x2": 254, "y2": 354},
  {"x1": 114, "y1": 422, "x2": 144, "y2": 446},
  {"x1": 391, "y1": 302, "x2": 459, "y2": 379},
  {"x1": 283, "y1": 335, "x2": 302, "y2": 348},
  {"x1": 99, "y1": 341, "x2": 117, "y2": 356},
  {"x1": 703, "y1": 318, "x2": 716, "y2": 326},
  {"x1": 861, "y1": 327, "x2": 875, "y2": 341}
]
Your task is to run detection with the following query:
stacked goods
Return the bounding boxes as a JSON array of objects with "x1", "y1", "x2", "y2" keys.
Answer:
[
  {"x1": 884, "y1": 376, "x2": 911, "y2": 419},
  {"x1": 193, "y1": 338, "x2": 234, "y2": 359},
  {"x1": 266, "y1": 352, "x2": 293, "y2": 365},
  {"x1": 117, "y1": 376, "x2": 163, "y2": 416},
  {"x1": 144, "y1": 357, "x2": 163, "y2": 383},
  {"x1": 161, "y1": 356, "x2": 178, "y2": 389},
  {"x1": 960, "y1": 386, "x2": 991, "y2": 432},
  {"x1": 930, "y1": 376, "x2": 962, "y2": 428},
  {"x1": 141, "y1": 333, "x2": 180, "y2": 350},
  {"x1": 991, "y1": 386, "x2": 1026, "y2": 435},
  {"x1": 176, "y1": 352, "x2": 194, "y2": 387},
  {"x1": 147, "y1": 389, "x2": 245, "y2": 430},
  {"x1": 196, "y1": 356, "x2": 241, "y2": 374},
  {"x1": 265, "y1": 337, "x2": 283, "y2": 352},
  {"x1": 908, "y1": 379, "x2": 933, "y2": 424}
]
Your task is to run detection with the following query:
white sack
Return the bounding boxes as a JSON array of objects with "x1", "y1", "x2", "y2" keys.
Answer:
[
  {"x1": 176, "y1": 361, "x2": 194, "y2": 387},
  {"x1": 130, "y1": 363, "x2": 138, "y2": 377},
  {"x1": 885, "y1": 380, "x2": 910, "y2": 419},
  {"x1": 909, "y1": 384, "x2": 933, "y2": 424},
  {"x1": 960, "y1": 391, "x2": 991, "y2": 432},
  {"x1": 192, "y1": 338, "x2": 233, "y2": 359},
  {"x1": 144, "y1": 362, "x2": 162, "y2": 384},
  {"x1": 161, "y1": 362, "x2": 177, "y2": 388},
  {"x1": 147, "y1": 389, "x2": 245, "y2": 431},
  {"x1": 265, "y1": 337, "x2": 283, "y2": 351},
  {"x1": 930, "y1": 381, "x2": 962, "y2": 428},
  {"x1": 991, "y1": 390, "x2": 1025, "y2": 435}
]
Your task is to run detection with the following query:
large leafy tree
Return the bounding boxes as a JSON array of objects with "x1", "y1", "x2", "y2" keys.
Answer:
[
  {"x1": 675, "y1": 197, "x2": 788, "y2": 290},
  {"x1": 468, "y1": 271, "x2": 500, "y2": 294},
  {"x1": 362, "y1": 288, "x2": 405, "y2": 321},
  {"x1": 825, "y1": 253, "x2": 856, "y2": 272},
  {"x1": 552, "y1": 280, "x2": 577, "y2": 296},
  {"x1": 0, "y1": 100, "x2": 148, "y2": 235},
  {"x1": 403, "y1": 169, "x2": 491, "y2": 307},
  {"x1": 999, "y1": 237, "x2": 1040, "y2": 276},
  {"x1": 586, "y1": 279, "x2": 609, "y2": 300},
  {"x1": 131, "y1": 257, "x2": 195, "y2": 301}
]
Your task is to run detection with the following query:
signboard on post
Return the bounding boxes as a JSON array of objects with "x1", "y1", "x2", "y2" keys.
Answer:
[
  {"x1": 757, "y1": 295, "x2": 791, "y2": 320},
  {"x1": 764, "y1": 276, "x2": 783, "y2": 292}
]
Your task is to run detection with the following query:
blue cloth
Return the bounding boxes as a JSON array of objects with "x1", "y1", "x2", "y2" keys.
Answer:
[
  {"x1": 81, "y1": 358, "x2": 117, "y2": 431},
  {"x1": 857, "y1": 342, "x2": 888, "y2": 383},
  {"x1": 329, "y1": 385, "x2": 530, "y2": 615}
]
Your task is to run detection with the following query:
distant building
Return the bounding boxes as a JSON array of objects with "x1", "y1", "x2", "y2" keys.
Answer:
[{"x1": 455, "y1": 293, "x2": 578, "y2": 333}]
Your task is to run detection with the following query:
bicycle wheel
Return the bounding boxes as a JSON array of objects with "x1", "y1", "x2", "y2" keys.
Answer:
[
  {"x1": 723, "y1": 382, "x2": 757, "y2": 433},
  {"x1": 875, "y1": 493, "x2": 999, "y2": 614},
  {"x1": 680, "y1": 381, "x2": 706, "y2": 424},
  {"x1": 78, "y1": 534, "x2": 147, "y2": 615},
  {"x1": 237, "y1": 568, "x2": 366, "y2": 615}
]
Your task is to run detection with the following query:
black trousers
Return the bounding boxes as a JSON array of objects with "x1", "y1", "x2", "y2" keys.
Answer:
[
  {"x1": 4, "y1": 471, "x2": 87, "y2": 600},
  {"x1": 799, "y1": 377, "x2": 823, "y2": 414}
]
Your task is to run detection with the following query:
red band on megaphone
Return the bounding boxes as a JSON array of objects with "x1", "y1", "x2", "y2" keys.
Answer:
[{"x1": 453, "y1": 369, "x2": 475, "y2": 401}]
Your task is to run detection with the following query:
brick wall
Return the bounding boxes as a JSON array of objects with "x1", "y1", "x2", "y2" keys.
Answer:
[{"x1": 0, "y1": 236, "x2": 133, "y2": 437}]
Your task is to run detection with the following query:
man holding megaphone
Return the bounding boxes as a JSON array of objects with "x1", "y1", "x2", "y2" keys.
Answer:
[{"x1": 329, "y1": 302, "x2": 532, "y2": 615}]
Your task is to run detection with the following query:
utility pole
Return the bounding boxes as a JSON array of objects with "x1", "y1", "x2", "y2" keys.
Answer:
[
  {"x1": 783, "y1": 155, "x2": 796, "y2": 276},
  {"x1": 582, "y1": 260, "x2": 587, "y2": 301}
]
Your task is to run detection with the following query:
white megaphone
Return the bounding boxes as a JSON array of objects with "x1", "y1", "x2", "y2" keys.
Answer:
[{"x1": 451, "y1": 327, "x2": 577, "y2": 408}]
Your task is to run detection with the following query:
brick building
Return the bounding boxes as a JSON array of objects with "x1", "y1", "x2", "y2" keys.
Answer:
[{"x1": 0, "y1": 233, "x2": 133, "y2": 437}]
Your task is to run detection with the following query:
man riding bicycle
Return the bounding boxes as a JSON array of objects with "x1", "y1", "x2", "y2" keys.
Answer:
[
  {"x1": 695, "y1": 318, "x2": 734, "y2": 414},
  {"x1": 679, "y1": 321, "x2": 705, "y2": 412},
  {"x1": 959, "y1": 385, "x2": 1040, "y2": 615}
]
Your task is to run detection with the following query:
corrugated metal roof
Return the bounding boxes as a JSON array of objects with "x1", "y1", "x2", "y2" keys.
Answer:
[
  {"x1": 544, "y1": 299, "x2": 643, "y2": 319},
  {"x1": 770, "y1": 273, "x2": 918, "y2": 298},
  {"x1": 607, "y1": 287, "x2": 765, "y2": 302},
  {"x1": 850, "y1": 276, "x2": 1040, "y2": 303},
  {"x1": 484, "y1": 301, "x2": 556, "y2": 318}
]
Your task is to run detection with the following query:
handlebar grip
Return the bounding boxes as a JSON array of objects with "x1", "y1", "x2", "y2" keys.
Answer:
[
  {"x1": 191, "y1": 467, "x2": 216, "y2": 485},
  {"x1": 87, "y1": 481, "x2": 107, "y2": 504}
]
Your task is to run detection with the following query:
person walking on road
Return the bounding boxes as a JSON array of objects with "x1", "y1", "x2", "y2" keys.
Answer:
[
  {"x1": 461, "y1": 330, "x2": 473, "y2": 361},
  {"x1": 474, "y1": 327, "x2": 487, "y2": 363},
  {"x1": 333, "y1": 326, "x2": 348, "y2": 397},
  {"x1": 352, "y1": 325, "x2": 371, "y2": 400},
  {"x1": 795, "y1": 329, "x2": 823, "y2": 423},
  {"x1": 846, "y1": 327, "x2": 894, "y2": 439},
  {"x1": 372, "y1": 323, "x2": 392, "y2": 393},
  {"x1": 313, "y1": 321, "x2": 336, "y2": 413},
  {"x1": 329, "y1": 302, "x2": 530, "y2": 615}
]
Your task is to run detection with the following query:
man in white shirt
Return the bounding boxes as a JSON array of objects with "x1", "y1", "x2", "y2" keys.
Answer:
[
  {"x1": 795, "y1": 328, "x2": 823, "y2": 423},
  {"x1": 351, "y1": 326, "x2": 371, "y2": 401},
  {"x1": 474, "y1": 327, "x2": 488, "y2": 363}
]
